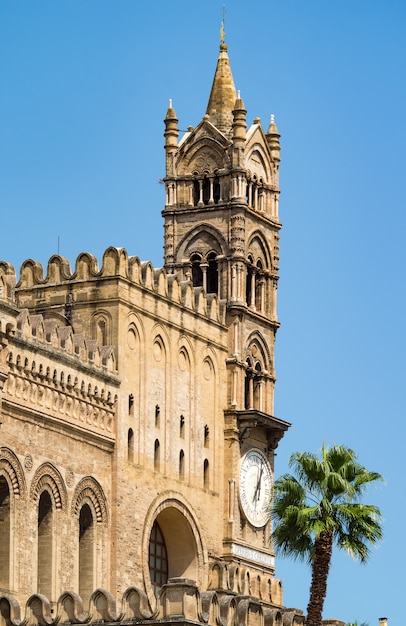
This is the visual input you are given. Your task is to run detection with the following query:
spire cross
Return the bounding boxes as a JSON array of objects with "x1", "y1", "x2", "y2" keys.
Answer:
[{"x1": 220, "y1": 5, "x2": 226, "y2": 43}]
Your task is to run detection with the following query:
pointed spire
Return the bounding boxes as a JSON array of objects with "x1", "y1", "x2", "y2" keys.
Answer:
[
  {"x1": 206, "y1": 43, "x2": 237, "y2": 136},
  {"x1": 266, "y1": 114, "x2": 281, "y2": 162}
]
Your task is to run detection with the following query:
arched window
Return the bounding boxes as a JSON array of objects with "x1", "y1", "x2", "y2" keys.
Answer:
[
  {"x1": 191, "y1": 254, "x2": 203, "y2": 287},
  {"x1": 96, "y1": 318, "x2": 107, "y2": 346},
  {"x1": 252, "y1": 175, "x2": 258, "y2": 210},
  {"x1": 179, "y1": 450, "x2": 185, "y2": 480},
  {"x1": 202, "y1": 176, "x2": 210, "y2": 205},
  {"x1": 246, "y1": 256, "x2": 254, "y2": 308},
  {"x1": 180, "y1": 415, "x2": 185, "y2": 438},
  {"x1": 203, "y1": 459, "x2": 209, "y2": 489},
  {"x1": 207, "y1": 252, "x2": 218, "y2": 294},
  {"x1": 244, "y1": 358, "x2": 253, "y2": 409},
  {"x1": 255, "y1": 260, "x2": 263, "y2": 311},
  {"x1": 253, "y1": 362, "x2": 263, "y2": 410},
  {"x1": 149, "y1": 520, "x2": 168, "y2": 594},
  {"x1": 245, "y1": 357, "x2": 264, "y2": 411},
  {"x1": 246, "y1": 257, "x2": 265, "y2": 312},
  {"x1": 204, "y1": 424, "x2": 209, "y2": 447},
  {"x1": 0, "y1": 477, "x2": 10, "y2": 589},
  {"x1": 79, "y1": 504, "x2": 94, "y2": 603},
  {"x1": 213, "y1": 175, "x2": 220, "y2": 203},
  {"x1": 128, "y1": 394, "x2": 134, "y2": 416},
  {"x1": 154, "y1": 439, "x2": 160, "y2": 471},
  {"x1": 38, "y1": 491, "x2": 53, "y2": 600},
  {"x1": 128, "y1": 428, "x2": 134, "y2": 463},
  {"x1": 193, "y1": 179, "x2": 200, "y2": 206}
]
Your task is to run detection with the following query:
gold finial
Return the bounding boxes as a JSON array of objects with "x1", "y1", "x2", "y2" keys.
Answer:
[{"x1": 220, "y1": 5, "x2": 226, "y2": 43}]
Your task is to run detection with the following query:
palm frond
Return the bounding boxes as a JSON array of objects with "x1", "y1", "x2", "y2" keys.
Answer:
[{"x1": 271, "y1": 442, "x2": 384, "y2": 622}]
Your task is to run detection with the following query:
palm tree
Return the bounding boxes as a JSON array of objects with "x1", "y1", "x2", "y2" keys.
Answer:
[{"x1": 271, "y1": 444, "x2": 383, "y2": 626}]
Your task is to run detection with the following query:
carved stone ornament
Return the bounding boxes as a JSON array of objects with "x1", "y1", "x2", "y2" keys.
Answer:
[{"x1": 24, "y1": 453, "x2": 34, "y2": 472}]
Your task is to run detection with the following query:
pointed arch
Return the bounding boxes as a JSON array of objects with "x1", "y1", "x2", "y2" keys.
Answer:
[
  {"x1": 0, "y1": 448, "x2": 26, "y2": 498},
  {"x1": 245, "y1": 231, "x2": 273, "y2": 313},
  {"x1": 30, "y1": 463, "x2": 67, "y2": 511},
  {"x1": 71, "y1": 477, "x2": 108, "y2": 525},
  {"x1": 244, "y1": 332, "x2": 272, "y2": 411},
  {"x1": 90, "y1": 310, "x2": 112, "y2": 347},
  {"x1": 126, "y1": 312, "x2": 145, "y2": 347},
  {"x1": 246, "y1": 148, "x2": 270, "y2": 182},
  {"x1": 178, "y1": 336, "x2": 194, "y2": 371},
  {"x1": 175, "y1": 223, "x2": 228, "y2": 262},
  {"x1": 245, "y1": 126, "x2": 273, "y2": 182},
  {"x1": 151, "y1": 326, "x2": 169, "y2": 428},
  {"x1": 178, "y1": 130, "x2": 230, "y2": 177},
  {"x1": 72, "y1": 478, "x2": 108, "y2": 603},
  {"x1": 245, "y1": 331, "x2": 272, "y2": 372},
  {"x1": 246, "y1": 230, "x2": 272, "y2": 271}
]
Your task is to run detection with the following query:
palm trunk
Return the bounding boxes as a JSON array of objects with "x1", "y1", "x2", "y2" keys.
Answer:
[{"x1": 306, "y1": 531, "x2": 333, "y2": 626}]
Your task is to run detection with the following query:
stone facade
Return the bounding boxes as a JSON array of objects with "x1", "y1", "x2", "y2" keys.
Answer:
[{"x1": 0, "y1": 42, "x2": 317, "y2": 626}]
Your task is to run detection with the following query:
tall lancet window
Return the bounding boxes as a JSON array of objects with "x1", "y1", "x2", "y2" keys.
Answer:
[
  {"x1": 207, "y1": 252, "x2": 218, "y2": 294},
  {"x1": 38, "y1": 491, "x2": 53, "y2": 600},
  {"x1": 79, "y1": 504, "x2": 94, "y2": 603},
  {"x1": 0, "y1": 477, "x2": 11, "y2": 589},
  {"x1": 191, "y1": 254, "x2": 203, "y2": 287}
]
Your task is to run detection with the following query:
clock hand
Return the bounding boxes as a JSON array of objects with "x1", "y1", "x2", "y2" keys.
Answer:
[{"x1": 252, "y1": 463, "x2": 264, "y2": 505}]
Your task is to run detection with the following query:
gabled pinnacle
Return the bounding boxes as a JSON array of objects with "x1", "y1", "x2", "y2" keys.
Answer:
[{"x1": 206, "y1": 43, "x2": 237, "y2": 136}]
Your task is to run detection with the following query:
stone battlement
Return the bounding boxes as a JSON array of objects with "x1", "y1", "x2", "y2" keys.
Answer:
[
  {"x1": 0, "y1": 578, "x2": 304, "y2": 626},
  {"x1": 0, "y1": 247, "x2": 225, "y2": 325}
]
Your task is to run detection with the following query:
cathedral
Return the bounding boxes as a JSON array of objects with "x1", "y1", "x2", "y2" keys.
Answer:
[{"x1": 0, "y1": 39, "x2": 329, "y2": 626}]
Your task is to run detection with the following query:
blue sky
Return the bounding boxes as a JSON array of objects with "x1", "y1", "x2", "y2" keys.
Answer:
[{"x1": 1, "y1": 1, "x2": 405, "y2": 624}]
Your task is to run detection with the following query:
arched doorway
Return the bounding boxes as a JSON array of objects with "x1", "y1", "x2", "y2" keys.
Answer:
[{"x1": 144, "y1": 495, "x2": 207, "y2": 602}]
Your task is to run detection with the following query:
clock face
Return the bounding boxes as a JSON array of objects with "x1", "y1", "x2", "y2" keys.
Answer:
[{"x1": 239, "y1": 449, "x2": 272, "y2": 528}]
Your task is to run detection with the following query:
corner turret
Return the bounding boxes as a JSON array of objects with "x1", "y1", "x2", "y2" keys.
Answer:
[
  {"x1": 164, "y1": 99, "x2": 179, "y2": 177},
  {"x1": 232, "y1": 91, "x2": 247, "y2": 168},
  {"x1": 266, "y1": 114, "x2": 281, "y2": 165}
]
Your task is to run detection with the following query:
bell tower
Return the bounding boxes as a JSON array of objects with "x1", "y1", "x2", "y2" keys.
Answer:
[
  {"x1": 162, "y1": 40, "x2": 290, "y2": 581},
  {"x1": 163, "y1": 42, "x2": 282, "y2": 313}
]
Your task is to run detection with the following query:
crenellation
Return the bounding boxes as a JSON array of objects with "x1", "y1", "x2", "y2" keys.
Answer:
[
  {"x1": 7, "y1": 247, "x2": 227, "y2": 330},
  {"x1": 75, "y1": 251, "x2": 100, "y2": 280},
  {"x1": 46, "y1": 255, "x2": 72, "y2": 284},
  {"x1": 0, "y1": 580, "x2": 304, "y2": 626},
  {"x1": 18, "y1": 258, "x2": 45, "y2": 288},
  {"x1": 127, "y1": 255, "x2": 142, "y2": 283},
  {"x1": 101, "y1": 246, "x2": 129, "y2": 279}
]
